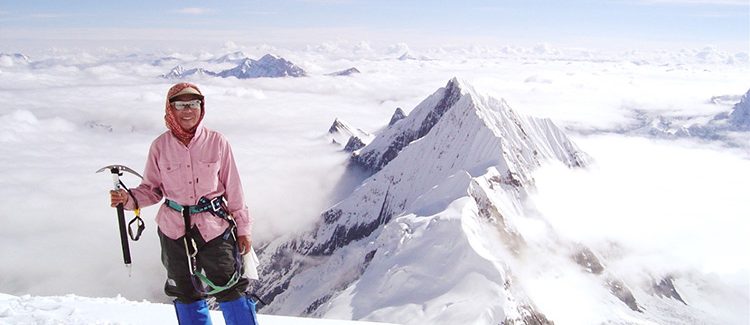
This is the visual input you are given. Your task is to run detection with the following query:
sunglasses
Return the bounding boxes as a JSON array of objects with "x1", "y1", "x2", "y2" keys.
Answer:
[{"x1": 171, "y1": 100, "x2": 202, "y2": 111}]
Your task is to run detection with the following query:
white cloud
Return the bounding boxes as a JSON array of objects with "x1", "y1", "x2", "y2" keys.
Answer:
[
  {"x1": 172, "y1": 7, "x2": 213, "y2": 15},
  {"x1": 29, "y1": 13, "x2": 68, "y2": 19},
  {"x1": 529, "y1": 135, "x2": 750, "y2": 275}
]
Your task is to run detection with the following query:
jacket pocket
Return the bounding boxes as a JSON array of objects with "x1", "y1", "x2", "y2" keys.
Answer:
[
  {"x1": 196, "y1": 160, "x2": 220, "y2": 193},
  {"x1": 160, "y1": 162, "x2": 185, "y2": 197}
]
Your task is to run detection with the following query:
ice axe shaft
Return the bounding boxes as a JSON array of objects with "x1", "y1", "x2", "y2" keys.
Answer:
[{"x1": 96, "y1": 165, "x2": 143, "y2": 270}]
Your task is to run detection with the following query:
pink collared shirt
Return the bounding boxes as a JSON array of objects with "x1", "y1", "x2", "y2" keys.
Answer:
[{"x1": 125, "y1": 125, "x2": 252, "y2": 241}]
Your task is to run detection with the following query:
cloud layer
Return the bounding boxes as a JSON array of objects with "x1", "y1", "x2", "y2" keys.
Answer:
[{"x1": 0, "y1": 43, "x2": 747, "y2": 305}]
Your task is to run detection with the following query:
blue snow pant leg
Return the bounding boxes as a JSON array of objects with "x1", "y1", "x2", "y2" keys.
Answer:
[
  {"x1": 174, "y1": 299, "x2": 213, "y2": 325},
  {"x1": 219, "y1": 296, "x2": 258, "y2": 325}
]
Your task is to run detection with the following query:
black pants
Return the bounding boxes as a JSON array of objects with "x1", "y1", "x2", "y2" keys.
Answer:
[{"x1": 158, "y1": 227, "x2": 249, "y2": 303}]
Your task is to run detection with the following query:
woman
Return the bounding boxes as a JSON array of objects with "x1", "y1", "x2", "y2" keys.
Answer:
[{"x1": 110, "y1": 82, "x2": 257, "y2": 324}]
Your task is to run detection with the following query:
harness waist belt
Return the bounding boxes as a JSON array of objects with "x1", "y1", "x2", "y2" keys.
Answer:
[{"x1": 165, "y1": 196, "x2": 227, "y2": 218}]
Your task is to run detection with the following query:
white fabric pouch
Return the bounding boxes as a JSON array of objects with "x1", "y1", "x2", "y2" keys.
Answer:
[{"x1": 243, "y1": 246, "x2": 260, "y2": 280}]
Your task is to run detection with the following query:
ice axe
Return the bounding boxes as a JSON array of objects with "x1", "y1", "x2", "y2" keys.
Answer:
[{"x1": 96, "y1": 164, "x2": 144, "y2": 273}]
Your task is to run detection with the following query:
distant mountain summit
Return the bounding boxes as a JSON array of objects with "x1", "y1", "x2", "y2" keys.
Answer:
[
  {"x1": 327, "y1": 118, "x2": 373, "y2": 151},
  {"x1": 211, "y1": 51, "x2": 249, "y2": 64},
  {"x1": 161, "y1": 65, "x2": 217, "y2": 79},
  {"x1": 159, "y1": 54, "x2": 306, "y2": 79},
  {"x1": 728, "y1": 88, "x2": 750, "y2": 129},
  {"x1": 398, "y1": 51, "x2": 431, "y2": 61},
  {"x1": 388, "y1": 107, "x2": 406, "y2": 126},
  {"x1": 0, "y1": 52, "x2": 30, "y2": 66},
  {"x1": 218, "y1": 54, "x2": 306, "y2": 79},
  {"x1": 326, "y1": 67, "x2": 360, "y2": 76},
  {"x1": 616, "y1": 88, "x2": 750, "y2": 145}
]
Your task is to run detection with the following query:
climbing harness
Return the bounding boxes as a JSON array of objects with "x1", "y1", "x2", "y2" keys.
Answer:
[{"x1": 165, "y1": 196, "x2": 244, "y2": 295}]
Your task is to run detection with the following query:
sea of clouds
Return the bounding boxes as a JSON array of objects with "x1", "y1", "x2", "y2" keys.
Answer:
[{"x1": 0, "y1": 42, "x2": 747, "y2": 312}]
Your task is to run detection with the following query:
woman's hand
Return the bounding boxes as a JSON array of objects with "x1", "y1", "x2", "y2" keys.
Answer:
[
  {"x1": 110, "y1": 189, "x2": 129, "y2": 207},
  {"x1": 237, "y1": 235, "x2": 252, "y2": 255}
]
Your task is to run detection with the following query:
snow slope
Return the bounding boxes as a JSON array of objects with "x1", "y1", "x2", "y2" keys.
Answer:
[{"x1": 0, "y1": 293, "x2": 398, "y2": 325}]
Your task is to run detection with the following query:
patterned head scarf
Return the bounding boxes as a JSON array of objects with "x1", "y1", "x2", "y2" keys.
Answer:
[{"x1": 165, "y1": 82, "x2": 205, "y2": 146}]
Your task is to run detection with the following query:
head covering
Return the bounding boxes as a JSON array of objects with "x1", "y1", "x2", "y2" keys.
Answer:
[
  {"x1": 165, "y1": 82, "x2": 205, "y2": 146},
  {"x1": 169, "y1": 86, "x2": 204, "y2": 102}
]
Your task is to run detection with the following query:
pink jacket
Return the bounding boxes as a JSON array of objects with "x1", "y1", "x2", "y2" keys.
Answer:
[{"x1": 125, "y1": 125, "x2": 252, "y2": 241}]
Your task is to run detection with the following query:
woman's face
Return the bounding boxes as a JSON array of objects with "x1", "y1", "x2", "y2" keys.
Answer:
[{"x1": 170, "y1": 93, "x2": 203, "y2": 130}]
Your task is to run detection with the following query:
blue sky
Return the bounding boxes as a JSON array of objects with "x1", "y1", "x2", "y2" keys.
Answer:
[{"x1": 0, "y1": 0, "x2": 748, "y2": 50}]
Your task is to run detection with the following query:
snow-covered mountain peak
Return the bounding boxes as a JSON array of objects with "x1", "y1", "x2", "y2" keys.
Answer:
[
  {"x1": 0, "y1": 52, "x2": 30, "y2": 67},
  {"x1": 258, "y1": 54, "x2": 280, "y2": 63},
  {"x1": 326, "y1": 118, "x2": 372, "y2": 150},
  {"x1": 162, "y1": 65, "x2": 186, "y2": 79},
  {"x1": 326, "y1": 67, "x2": 360, "y2": 76},
  {"x1": 253, "y1": 78, "x2": 591, "y2": 323},
  {"x1": 218, "y1": 54, "x2": 306, "y2": 79},
  {"x1": 327, "y1": 118, "x2": 355, "y2": 140},
  {"x1": 354, "y1": 77, "x2": 586, "y2": 173},
  {"x1": 729, "y1": 88, "x2": 750, "y2": 129},
  {"x1": 161, "y1": 65, "x2": 217, "y2": 79},
  {"x1": 211, "y1": 51, "x2": 248, "y2": 63},
  {"x1": 388, "y1": 107, "x2": 406, "y2": 126}
]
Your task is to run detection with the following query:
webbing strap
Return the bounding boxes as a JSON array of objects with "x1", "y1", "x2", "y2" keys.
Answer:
[
  {"x1": 194, "y1": 269, "x2": 242, "y2": 295},
  {"x1": 118, "y1": 179, "x2": 144, "y2": 241},
  {"x1": 165, "y1": 196, "x2": 229, "y2": 218}
]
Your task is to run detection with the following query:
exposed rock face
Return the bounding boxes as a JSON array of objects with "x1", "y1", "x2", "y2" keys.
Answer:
[
  {"x1": 572, "y1": 246, "x2": 605, "y2": 274},
  {"x1": 503, "y1": 305, "x2": 555, "y2": 325},
  {"x1": 388, "y1": 107, "x2": 406, "y2": 126},
  {"x1": 328, "y1": 119, "x2": 350, "y2": 135},
  {"x1": 353, "y1": 78, "x2": 464, "y2": 172},
  {"x1": 571, "y1": 245, "x2": 644, "y2": 312},
  {"x1": 607, "y1": 278, "x2": 643, "y2": 312},
  {"x1": 327, "y1": 118, "x2": 372, "y2": 150},
  {"x1": 652, "y1": 275, "x2": 687, "y2": 305},
  {"x1": 343, "y1": 136, "x2": 365, "y2": 152}
]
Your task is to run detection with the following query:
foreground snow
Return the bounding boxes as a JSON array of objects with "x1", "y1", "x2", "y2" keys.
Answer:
[{"x1": 0, "y1": 293, "x2": 398, "y2": 325}]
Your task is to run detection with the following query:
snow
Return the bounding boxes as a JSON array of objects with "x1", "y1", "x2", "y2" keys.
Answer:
[
  {"x1": 0, "y1": 42, "x2": 748, "y2": 324},
  {"x1": 0, "y1": 293, "x2": 397, "y2": 325}
]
